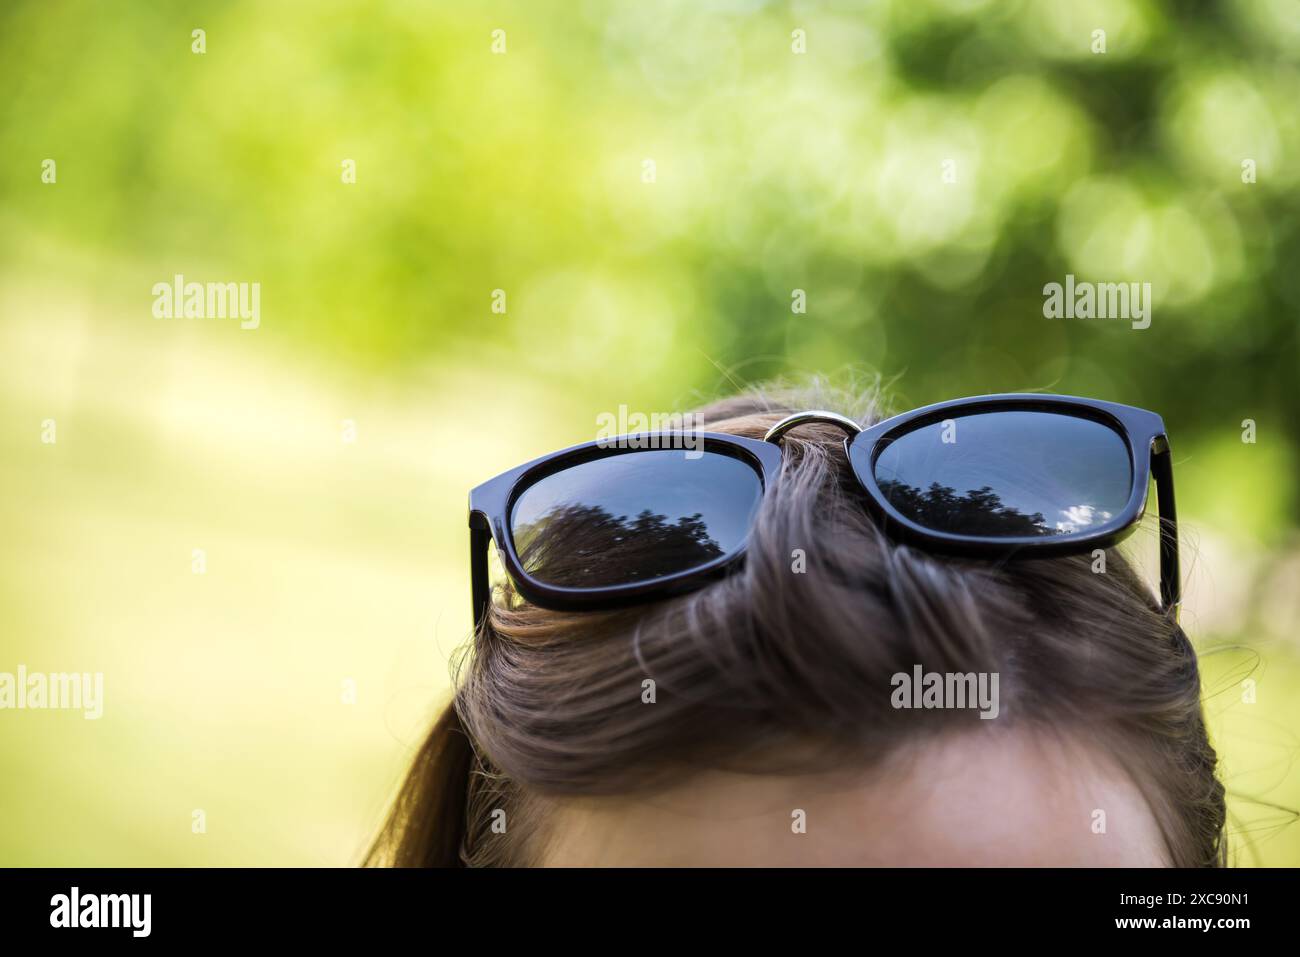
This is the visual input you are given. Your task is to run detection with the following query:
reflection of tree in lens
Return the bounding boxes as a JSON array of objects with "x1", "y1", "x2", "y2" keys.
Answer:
[
  {"x1": 514, "y1": 503, "x2": 725, "y2": 587},
  {"x1": 877, "y1": 480, "x2": 1051, "y2": 537}
]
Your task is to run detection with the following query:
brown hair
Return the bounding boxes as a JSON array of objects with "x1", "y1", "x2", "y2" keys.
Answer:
[{"x1": 367, "y1": 383, "x2": 1226, "y2": 867}]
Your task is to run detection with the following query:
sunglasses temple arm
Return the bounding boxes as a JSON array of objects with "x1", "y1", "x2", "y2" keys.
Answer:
[
  {"x1": 1151, "y1": 439, "x2": 1181, "y2": 621},
  {"x1": 470, "y1": 519, "x2": 491, "y2": 631}
]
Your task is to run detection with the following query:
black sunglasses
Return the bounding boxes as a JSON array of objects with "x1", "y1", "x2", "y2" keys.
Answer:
[{"x1": 469, "y1": 394, "x2": 1180, "y2": 625}]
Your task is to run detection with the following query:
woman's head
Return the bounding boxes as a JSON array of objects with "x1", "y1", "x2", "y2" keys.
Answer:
[{"x1": 370, "y1": 383, "x2": 1225, "y2": 867}]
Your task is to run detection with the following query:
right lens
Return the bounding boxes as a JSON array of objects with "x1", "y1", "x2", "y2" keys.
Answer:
[
  {"x1": 870, "y1": 409, "x2": 1133, "y2": 539},
  {"x1": 509, "y1": 448, "x2": 763, "y2": 589}
]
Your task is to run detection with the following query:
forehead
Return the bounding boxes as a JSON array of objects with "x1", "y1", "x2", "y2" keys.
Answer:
[{"x1": 538, "y1": 728, "x2": 1170, "y2": 867}]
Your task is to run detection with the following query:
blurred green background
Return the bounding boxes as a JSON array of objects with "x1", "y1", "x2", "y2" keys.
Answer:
[{"x1": 1, "y1": 0, "x2": 1297, "y2": 866}]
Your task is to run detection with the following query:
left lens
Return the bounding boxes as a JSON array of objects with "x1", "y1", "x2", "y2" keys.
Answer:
[
  {"x1": 869, "y1": 409, "x2": 1133, "y2": 539},
  {"x1": 509, "y1": 448, "x2": 763, "y2": 589}
]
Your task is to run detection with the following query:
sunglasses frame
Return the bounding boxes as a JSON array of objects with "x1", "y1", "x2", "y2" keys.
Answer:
[{"x1": 469, "y1": 393, "x2": 1180, "y2": 626}]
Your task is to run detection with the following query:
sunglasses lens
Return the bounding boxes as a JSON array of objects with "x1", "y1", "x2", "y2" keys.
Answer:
[
  {"x1": 509, "y1": 449, "x2": 763, "y2": 589},
  {"x1": 871, "y1": 410, "x2": 1132, "y2": 539}
]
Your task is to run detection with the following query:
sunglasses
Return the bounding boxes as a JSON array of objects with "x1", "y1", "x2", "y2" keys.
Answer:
[{"x1": 469, "y1": 394, "x2": 1180, "y2": 625}]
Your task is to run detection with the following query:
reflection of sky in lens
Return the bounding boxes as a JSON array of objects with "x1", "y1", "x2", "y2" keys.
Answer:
[
  {"x1": 873, "y1": 411, "x2": 1132, "y2": 538},
  {"x1": 511, "y1": 450, "x2": 762, "y2": 555}
]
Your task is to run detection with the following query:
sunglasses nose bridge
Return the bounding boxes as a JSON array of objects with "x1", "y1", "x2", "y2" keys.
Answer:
[{"x1": 763, "y1": 410, "x2": 863, "y2": 445}]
